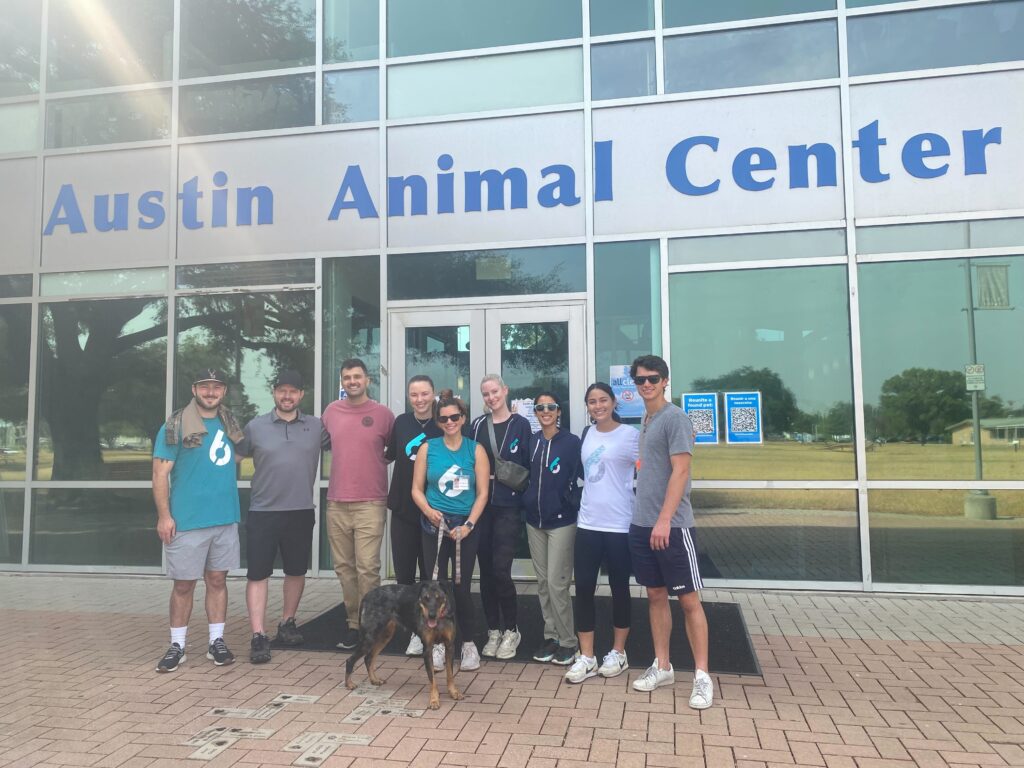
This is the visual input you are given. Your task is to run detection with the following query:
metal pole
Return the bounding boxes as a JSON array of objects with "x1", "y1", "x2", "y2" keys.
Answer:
[{"x1": 964, "y1": 262, "x2": 984, "y2": 482}]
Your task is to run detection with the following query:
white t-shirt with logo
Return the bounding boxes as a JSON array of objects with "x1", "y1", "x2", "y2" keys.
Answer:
[{"x1": 578, "y1": 424, "x2": 640, "y2": 533}]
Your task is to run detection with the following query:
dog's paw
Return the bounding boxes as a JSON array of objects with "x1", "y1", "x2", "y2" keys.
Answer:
[
  {"x1": 428, "y1": 696, "x2": 440, "y2": 710},
  {"x1": 345, "y1": 679, "x2": 357, "y2": 690},
  {"x1": 448, "y1": 688, "x2": 464, "y2": 701},
  {"x1": 370, "y1": 677, "x2": 384, "y2": 686}
]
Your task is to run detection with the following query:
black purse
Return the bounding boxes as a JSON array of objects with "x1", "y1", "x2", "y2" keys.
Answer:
[{"x1": 486, "y1": 416, "x2": 530, "y2": 493}]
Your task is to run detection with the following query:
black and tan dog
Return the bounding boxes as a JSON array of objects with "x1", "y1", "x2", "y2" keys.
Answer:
[{"x1": 344, "y1": 581, "x2": 463, "y2": 710}]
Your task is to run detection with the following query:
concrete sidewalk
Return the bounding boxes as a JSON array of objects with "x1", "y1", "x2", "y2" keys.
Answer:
[{"x1": 2, "y1": 574, "x2": 1024, "y2": 768}]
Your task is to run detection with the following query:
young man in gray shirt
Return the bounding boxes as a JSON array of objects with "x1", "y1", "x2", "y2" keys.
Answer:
[
  {"x1": 237, "y1": 370, "x2": 328, "y2": 664},
  {"x1": 628, "y1": 354, "x2": 713, "y2": 709}
]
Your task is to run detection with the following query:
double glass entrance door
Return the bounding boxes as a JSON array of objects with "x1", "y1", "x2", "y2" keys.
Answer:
[{"x1": 389, "y1": 304, "x2": 586, "y2": 435}]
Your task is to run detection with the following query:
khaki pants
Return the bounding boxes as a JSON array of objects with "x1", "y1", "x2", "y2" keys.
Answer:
[
  {"x1": 325, "y1": 500, "x2": 386, "y2": 629},
  {"x1": 526, "y1": 523, "x2": 577, "y2": 648}
]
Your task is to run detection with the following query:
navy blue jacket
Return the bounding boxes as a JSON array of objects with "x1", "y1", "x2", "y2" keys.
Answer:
[
  {"x1": 522, "y1": 428, "x2": 581, "y2": 529},
  {"x1": 471, "y1": 413, "x2": 533, "y2": 507}
]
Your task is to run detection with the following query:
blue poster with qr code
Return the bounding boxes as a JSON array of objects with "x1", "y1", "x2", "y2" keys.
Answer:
[
  {"x1": 725, "y1": 392, "x2": 763, "y2": 445},
  {"x1": 681, "y1": 392, "x2": 719, "y2": 445}
]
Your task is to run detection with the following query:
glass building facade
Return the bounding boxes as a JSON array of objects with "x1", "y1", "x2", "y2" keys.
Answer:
[{"x1": 1, "y1": 0, "x2": 1023, "y2": 593}]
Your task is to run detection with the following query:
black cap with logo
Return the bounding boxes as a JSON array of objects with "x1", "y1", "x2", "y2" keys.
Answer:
[{"x1": 193, "y1": 368, "x2": 228, "y2": 385}]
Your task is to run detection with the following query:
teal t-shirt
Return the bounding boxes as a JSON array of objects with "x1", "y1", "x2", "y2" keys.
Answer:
[
  {"x1": 153, "y1": 417, "x2": 240, "y2": 532},
  {"x1": 424, "y1": 436, "x2": 478, "y2": 517}
]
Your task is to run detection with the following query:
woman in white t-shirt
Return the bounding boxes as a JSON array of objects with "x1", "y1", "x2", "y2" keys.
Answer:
[{"x1": 564, "y1": 382, "x2": 640, "y2": 684}]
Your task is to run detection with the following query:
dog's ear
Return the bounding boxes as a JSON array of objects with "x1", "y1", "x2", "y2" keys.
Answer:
[{"x1": 416, "y1": 580, "x2": 432, "y2": 598}]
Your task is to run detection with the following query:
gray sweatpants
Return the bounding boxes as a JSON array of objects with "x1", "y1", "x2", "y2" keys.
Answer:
[{"x1": 527, "y1": 523, "x2": 577, "y2": 648}]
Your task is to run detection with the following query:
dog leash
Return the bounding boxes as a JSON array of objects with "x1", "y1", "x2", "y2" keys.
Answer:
[{"x1": 431, "y1": 517, "x2": 462, "y2": 585}]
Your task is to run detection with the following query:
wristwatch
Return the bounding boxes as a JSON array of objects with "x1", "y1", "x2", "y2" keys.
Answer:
[{"x1": 463, "y1": 520, "x2": 475, "y2": 531}]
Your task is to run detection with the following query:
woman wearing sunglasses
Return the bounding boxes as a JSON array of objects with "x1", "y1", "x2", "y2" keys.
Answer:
[
  {"x1": 564, "y1": 382, "x2": 639, "y2": 684},
  {"x1": 470, "y1": 374, "x2": 533, "y2": 660},
  {"x1": 412, "y1": 389, "x2": 489, "y2": 673},
  {"x1": 522, "y1": 392, "x2": 582, "y2": 666}
]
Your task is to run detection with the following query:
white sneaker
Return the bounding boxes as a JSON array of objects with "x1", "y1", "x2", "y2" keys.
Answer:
[
  {"x1": 481, "y1": 629, "x2": 501, "y2": 657},
  {"x1": 689, "y1": 670, "x2": 714, "y2": 709},
  {"x1": 564, "y1": 654, "x2": 597, "y2": 684},
  {"x1": 598, "y1": 649, "x2": 629, "y2": 678},
  {"x1": 460, "y1": 642, "x2": 480, "y2": 671},
  {"x1": 632, "y1": 659, "x2": 674, "y2": 691},
  {"x1": 432, "y1": 643, "x2": 445, "y2": 671},
  {"x1": 406, "y1": 634, "x2": 423, "y2": 656},
  {"x1": 495, "y1": 629, "x2": 521, "y2": 660}
]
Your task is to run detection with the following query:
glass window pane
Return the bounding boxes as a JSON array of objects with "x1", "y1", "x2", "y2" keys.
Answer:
[
  {"x1": 0, "y1": 490, "x2": 24, "y2": 563},
  {"x1": 324, "y1": 68, "x2": 378, "y2": 124},
  {"x1": 41, "y1": 268, "x2": 167, "y2": 296},
  {"x1": 0, "y1": 305, "x2": 30, "y2": 480},
  {"x1": 30, "y1": 489, "x2": 161, "y2": 566},
  {"x1": 0, "y1": 275, "x2": 33, "y2": 299},
  {"x1": 664, "y1": 0, "x2": 835, "y2": 27},
  {"x1": 388, "y1": 48, "x2": 582, "y2": 119},
  {"x1": 180, "y1": 0, "x2": 315, "y2": 78},
  {"x1": 591, "y1": 40, "x2": 656, "y2": 100},
  {"x1": 501, "y1": 320, "x2": 573, "y2": 428},
  {"x1": 35, "y1": 299, "x2": 167, "y2": 481},
  {"x1": 970, "y1": 217, "x2": 1024, "y2": 249},
  {"x1": 47, "y1": 0, "x2": 173, "y2": 91},
  {"x1": 175, "y1": 291, "x2": 315, "y2": 427},
  {"x1": 694, "y1": 489, "x2": 859, "y2": 581},
  {"x1": 857, "y1": 222, "x2": 969, "y2": 255},
  {"x1": 859, "y1": 256, "x2": 1024, "y2": 480},
  {"x1": 387, "y1": 0, "x2": 582, "y2": 57},
  {"x1": 849, "y1": 1, "x2": 1024, "y2": 77},
  {"x1": 669, "y1": 266, "x2": 855, "y2": 480},
  {"x1": 179, "y1": 74, "x2": 315, "y2": 137},
  {"x1": 388, "y1": 245, "x2": 586, "y2": 300},
  {"x1": 591, "y1": 0, "x2": 654, "y2": 36},
  {"x1": 869, "y1": 490, "x2": 1024, "y2": 586},
  {"x1": 0, "y1": 0, "x2": 41, "y2": 96},
  {"x1": 176, "y1": 260, "x2": 314, "y2": 289},
  {"x1": 324, "y1": 0, "x2": 379, "y2": 63},
  {"x1": 595, "y1": 241, "x2": 661, "y2": 411},
  {"x1": 45, "y1": 89, "x2": 170, "y2": 149},
  {"x1": 666, "y1": 20, "x2": 838, "y2": 93},
  {"x1": 0, "y1": 102, "x2": 39, "y2": 153},
  {"x1": 670, "y1": 229, "x2": 847, "y2": 266},
  {"x1": 405, "y1": 325, "x2": 472, "y2": 405}
]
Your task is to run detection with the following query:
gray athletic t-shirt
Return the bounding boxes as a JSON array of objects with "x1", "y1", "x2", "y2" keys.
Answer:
[
  {"x1": 238, "y1": 410, "x2": 325, "y2": 512},
  {"x1": 633, "y1": 402, "x2": 695, "y2": 529}
]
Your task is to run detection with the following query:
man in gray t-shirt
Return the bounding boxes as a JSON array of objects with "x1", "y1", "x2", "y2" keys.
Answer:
[
  {"x1": 627, "y1": 355, "x2": 713, "y2": 710},
  {"x1": 236, "y1": 370, "x2": 328, "y2": 664}
]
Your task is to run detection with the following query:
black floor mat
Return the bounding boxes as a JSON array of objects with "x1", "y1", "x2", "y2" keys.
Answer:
[{"x1": 283, "y1": 592, "x2": 760, "y2": 676}]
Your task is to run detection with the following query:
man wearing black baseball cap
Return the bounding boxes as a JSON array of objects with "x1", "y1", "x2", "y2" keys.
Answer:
[
  {"x1": 152, "y1": 368, "x2": 245, "y2": 673},
  {"x1": 237, "y1": 370, "x2": 329, "y2": 664}
]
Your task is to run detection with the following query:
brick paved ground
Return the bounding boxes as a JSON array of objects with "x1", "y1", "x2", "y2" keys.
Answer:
[{"x1": 2, "y1": 574, "x2": 1024, "y2": 768}]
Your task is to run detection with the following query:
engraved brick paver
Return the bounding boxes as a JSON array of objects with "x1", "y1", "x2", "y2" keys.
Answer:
[{"x1": 2, "y1": 575, "x2": 1024, "y2": 768}]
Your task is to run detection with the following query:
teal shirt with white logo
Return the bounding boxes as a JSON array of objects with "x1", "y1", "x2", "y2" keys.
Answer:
[
  {"x1": 153, "y1": 417, "x2": 240, "y2": 532},
  {"x1": 424, "y1": 436, "x2": 478, "y2": 517}
]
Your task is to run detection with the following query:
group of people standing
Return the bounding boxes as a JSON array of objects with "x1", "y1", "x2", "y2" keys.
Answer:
[{"x1": 151, "y1": 354, "x2": 713, "y2": 710}]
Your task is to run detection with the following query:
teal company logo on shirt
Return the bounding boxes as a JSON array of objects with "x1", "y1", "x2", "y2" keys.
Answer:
[
  {"x1": 438, "y1": 464, "x2": 468, "y2": 498},
  {"x1": 509, "y1": 437, "x2": 520, "y2": 454},
  {"x1": 405, "y1": 432, "x2": 426, "y2": 459},
  {"x1": 208, "y1": 429, "x2": 232, "y2": 467},
  {"x1": 549, "y1": 456, "x2": 561, "y2": 474}
]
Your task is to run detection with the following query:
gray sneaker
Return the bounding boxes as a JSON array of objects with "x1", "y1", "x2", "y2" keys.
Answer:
[
  {"x1": 250, "y1": 633, "x2": 271, "y2": 664},
  {"x1": 481, "y1": 629, "x2": 501, "y2": 657},
  {"x1": 156, "y1": 643, "x2": 185, "y2": 673},
  {"x1": 274, "y1": 618, "x2": 303, "y2": 646},
  {"x1": 206, "y1": 637, "x2": 235, "y2": 666},
  {"x1": 564, "y1": 654, "x2": 597, "y2": 684}
]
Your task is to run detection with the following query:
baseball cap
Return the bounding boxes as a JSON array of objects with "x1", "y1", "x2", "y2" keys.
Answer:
[
  {"x1": 274, "y1": 369, "x2": 304, "y2": 389},
  {"x1": 193, "y1": 368, "x2": 228, "y2": 385}
]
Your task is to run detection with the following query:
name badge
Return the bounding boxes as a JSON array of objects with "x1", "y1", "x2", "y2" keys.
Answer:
[{"x1": 454, "y1": 476, "x2": 470, "y2": 491}]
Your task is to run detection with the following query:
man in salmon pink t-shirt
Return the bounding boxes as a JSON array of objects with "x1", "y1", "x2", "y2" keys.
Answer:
[{"x1": 321, "y1": 358, "x2": 395, "y2": 650}]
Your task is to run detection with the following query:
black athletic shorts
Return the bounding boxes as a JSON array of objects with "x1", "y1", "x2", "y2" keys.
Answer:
[
  {"x1": 246, "y1": 509, "x2": 315, "y2": 581},
  {"x1": 628, "y1": 524, "x2": 703, "y2": 596}
]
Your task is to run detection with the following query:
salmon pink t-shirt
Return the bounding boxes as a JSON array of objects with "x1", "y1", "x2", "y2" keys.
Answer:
[{"x1": 322, "y1": 398, "x2": 395, "y2": 502}]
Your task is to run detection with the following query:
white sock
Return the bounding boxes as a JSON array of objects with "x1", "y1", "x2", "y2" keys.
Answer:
[
  {"x1": 209, "y1": 623, "x2": 225, "y2": 645},
  {"x1": 170, "y1": 626, "x2": 187, "y2": 649}
]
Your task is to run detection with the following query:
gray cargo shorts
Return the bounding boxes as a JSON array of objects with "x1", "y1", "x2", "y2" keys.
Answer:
[{"x1": 165, "y1": 523, "x2": 240, "y2": 581}]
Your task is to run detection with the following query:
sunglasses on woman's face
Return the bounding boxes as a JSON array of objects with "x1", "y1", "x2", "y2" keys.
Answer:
[
  {"x1": 534, "y1": 403, "x2": 559, "y2": 412},
  {"x1": 437, "y1": 413, "x2": 463, "y2": 424},
  {"x1": 633, "y1": 375, "x2": 663, "y2": 385}
]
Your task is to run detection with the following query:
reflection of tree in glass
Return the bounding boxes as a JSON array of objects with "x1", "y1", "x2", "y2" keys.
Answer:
[
  {"x1": 391, "y1": 251, "x2": 575, "y2": 300},
  {"x1": 0, "y1": 307, "x2": 31, "y2": 453},
  {"x1": 691, "y1": 366, "x2": 799, "y2": 437},
  {"x1": 0, "y1": 0, "x2": 40, "y2": 95}
]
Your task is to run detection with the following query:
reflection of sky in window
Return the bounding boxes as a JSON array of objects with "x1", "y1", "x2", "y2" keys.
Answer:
[{"x1": 859, "y1": 257, "x2": 1024, "y2": 405}]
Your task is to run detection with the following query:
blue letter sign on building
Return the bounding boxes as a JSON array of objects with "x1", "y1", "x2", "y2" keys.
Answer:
[
  {"x1": 725, "y1": 392, "x2": 763, "y2": 445},
  {"x1": 682, "y1": 393, "x2": 719, "y2": 445}
]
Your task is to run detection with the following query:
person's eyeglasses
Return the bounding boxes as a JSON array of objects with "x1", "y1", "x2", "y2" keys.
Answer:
[
  {"x1": 534, "y1": 403, "x2": 559, "y2": 412},
  {"x1": 633, "y1": 375, "x2": 663, "y2": 385},
  {"x1": 437, "y1": 413, "x2": 463, "y2": 423}
]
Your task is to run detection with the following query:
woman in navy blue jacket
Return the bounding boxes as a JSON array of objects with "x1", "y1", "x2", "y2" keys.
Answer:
[
  {"x1": 471, "y1": 374, "x2": 533, "y2": 660},
  {"x1": 522, "y1": 392, "x2": 581, "y2": 666}
]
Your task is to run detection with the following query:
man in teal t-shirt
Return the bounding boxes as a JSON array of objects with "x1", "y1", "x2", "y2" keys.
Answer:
[{"x1": 152, "y1": 368, "x2": 242, "y2": 673}]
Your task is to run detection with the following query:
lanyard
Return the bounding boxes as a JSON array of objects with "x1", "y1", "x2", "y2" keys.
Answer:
[{"x1": 431, "y1": 516, "x2": 462, "y2": 585}]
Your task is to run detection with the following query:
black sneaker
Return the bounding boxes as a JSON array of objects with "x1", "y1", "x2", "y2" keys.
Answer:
[
  {"x1": 207, "y1": 637, "x2": 235, "y2": 666},
  {"x1": 335, "y1": 626, "x2": 360, "y2": 650},
  {"x1": 551, "y1": 645, "x2": 577, "y2": 666},
  {"x1": 532, "y1": 638, "x2": 559, "y2": 663},
  {"x1": 250, "y1": 633, "x2": 272, "y2": 664},
  {"x1": 156, "y1": 643, "x2": 186, "y2": 673},
  {"x1": 275, "y1": 617, "x2": 304, "y2": 646}
]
